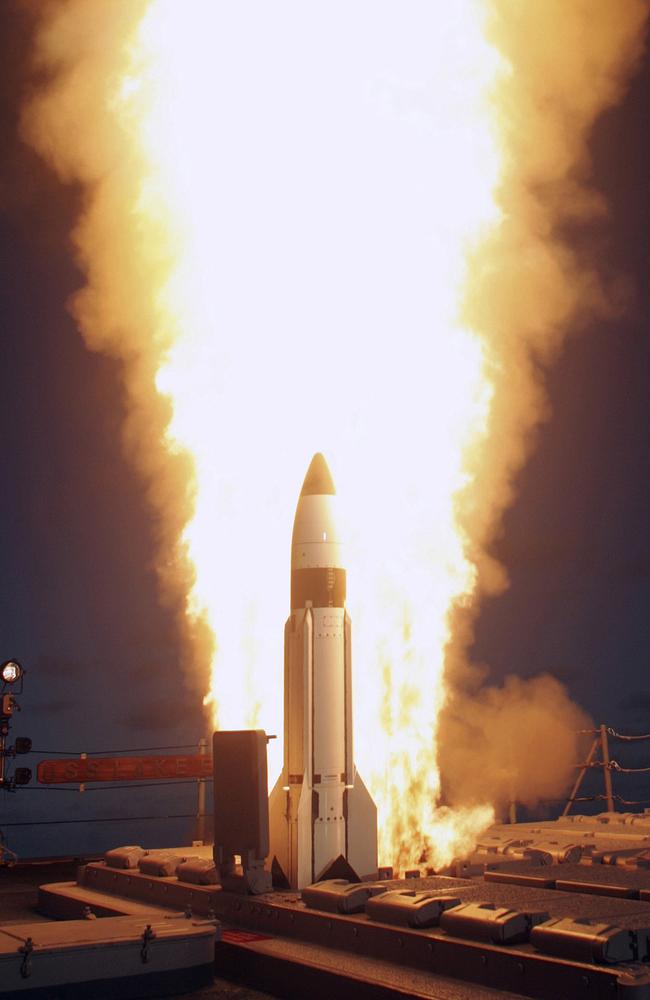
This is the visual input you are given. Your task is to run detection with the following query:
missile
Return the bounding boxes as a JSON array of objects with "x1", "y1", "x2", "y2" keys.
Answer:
[{"x1": 269, "y1": 453, "x2": 377, "y2": 889}]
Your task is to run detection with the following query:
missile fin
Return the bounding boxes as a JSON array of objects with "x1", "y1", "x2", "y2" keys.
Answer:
[
  {"x1": 271, "y1": 854, "x2": 291, "y2": 890},
  {"x1": 316, "y1": 853, "x2": 361, "y2": 884}
]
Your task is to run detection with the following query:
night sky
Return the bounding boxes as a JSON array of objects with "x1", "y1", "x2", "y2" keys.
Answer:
[
  {"x1": 1, "y1": 4, "x2": 649, "y2": 858},
  {"x1": 472, "y1": 60, "x2": 650, "y2": 729}
]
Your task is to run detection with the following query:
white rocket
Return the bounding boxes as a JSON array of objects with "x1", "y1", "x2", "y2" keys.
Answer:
[{"x1": 269, "y1": 453, "x2": 378, "y2": 890}]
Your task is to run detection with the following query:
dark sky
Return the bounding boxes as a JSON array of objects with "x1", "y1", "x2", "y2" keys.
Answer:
[
  {"x1": 1, "y1": 5, "x2": 649, "y2": 857},
  {"x1": 0, "y1": 4, "x2": 205, "y2": 856},
  {"x1": 471, "y1": 59, "x2": 650, "y2": 723}
]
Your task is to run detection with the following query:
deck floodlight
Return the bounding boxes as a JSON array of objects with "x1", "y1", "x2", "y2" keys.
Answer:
[
  {"x1": 1, "y1": 660, "x2": 23, "y2": 685},
  {"x1": 13, "y1": 767, "x2": 32, "y2": 786},
  {"x1": 14, "y1": 737, "x2": 32, "y2": 755}
]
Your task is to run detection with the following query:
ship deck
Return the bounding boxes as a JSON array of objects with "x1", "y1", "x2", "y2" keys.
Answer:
[
  {"x1": 0, "y1": 858, "x2": 274, "y2": 1000},
  {"x1": 5, "y1": 813, "x2": 650, "y2": 1000},
  {"x1": 0, "y1": 857, "x2": 528, "y2": 999}
]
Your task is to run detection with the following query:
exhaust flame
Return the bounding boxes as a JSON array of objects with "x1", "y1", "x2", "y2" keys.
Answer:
[{"x1": 22, "y1": 1, "x2": 647, "y2": 871}]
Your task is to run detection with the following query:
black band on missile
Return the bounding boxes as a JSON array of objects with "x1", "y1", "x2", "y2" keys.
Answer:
[{"x1": 291, "y1": 567, "x2": 346, "y2": 608}]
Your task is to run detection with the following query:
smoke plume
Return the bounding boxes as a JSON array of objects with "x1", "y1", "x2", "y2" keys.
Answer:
[
  {"x1": 20, "y1": 0, "x2": 214, "y2": 693},
  {"x1": 442, "y1": 675, "x2": 593, "y2": 814},
  {"x1": 18, "y1": 0, "x2": 649, "y2": 843},
  {"x1": 440, "y1": 0, "x2": 648, "y2": 812}
]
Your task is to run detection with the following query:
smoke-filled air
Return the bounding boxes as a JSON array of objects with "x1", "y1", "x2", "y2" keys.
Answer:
[{"x1": 21, "y1": 1, "x2": 648, "y2": 872}]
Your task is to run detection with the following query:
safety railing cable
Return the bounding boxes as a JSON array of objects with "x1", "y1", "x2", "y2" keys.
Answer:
[
  {"x1": 1, "y1": 812, "x2": 208, "y2": 828},
  {"x1": 19, "y1": 779, "x2": 199, "y2": 792},
  {"x1": 1, "y1": 738, "x2": 211, "y2": 860},
  {"x1": 27, "y1": 744, "x2": 200, "y2": 756},
  {"x1": 564, "y1": 722, "x2": 650, "y2": 816},
  {"x1": 576, "y1": 727, "x2": 650, "y2": 742},
  {"x1": 575, "y1": 760, "x2": 650, "y2": 774}
]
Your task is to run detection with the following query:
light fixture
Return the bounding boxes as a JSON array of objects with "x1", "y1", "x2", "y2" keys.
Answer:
[{"x1": 1, "y1": 660, "x2": 23, "y2": 685}]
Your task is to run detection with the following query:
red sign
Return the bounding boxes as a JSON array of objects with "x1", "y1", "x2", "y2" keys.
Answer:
[{"x1": 37, "y1": 754, "x2": 213, "y2": 784}]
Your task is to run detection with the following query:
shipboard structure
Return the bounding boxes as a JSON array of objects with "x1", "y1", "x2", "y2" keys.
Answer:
[
  {"x1": 12, "y1": 813, "x2": 650, "y2": 999},
  {"x1": 7, "y1": 452, "x2": 650, "y2": 998}
]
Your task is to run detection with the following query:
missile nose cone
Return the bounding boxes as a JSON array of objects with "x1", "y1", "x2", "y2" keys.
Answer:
[{"x1": 300, "y1": 452, "x2": 336, "y2": 497}]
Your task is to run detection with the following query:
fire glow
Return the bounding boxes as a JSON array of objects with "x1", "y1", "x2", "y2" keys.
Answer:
[
  {"x1": 129, "y1": 0, "x2": 501, "y2": 870},
  {"x1": 23, "y1": 0, "x2": 648, "y2": 872}
]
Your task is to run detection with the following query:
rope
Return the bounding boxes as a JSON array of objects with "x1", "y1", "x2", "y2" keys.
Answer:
[
  {"x1": 20, "y1": 780, "x2": 199, "y2": 792},
  {"x1": 26, "y1": 744, "x2": 203, "y2": 756},
  {"x1": 13, "y1": 786, "x2": 77, "y2": 793},
  {"x1": 576, "y1": 728, "x2": 650, "y2": 742},
  {"x1": 1, "y1": 812, "x2": 207, "y2": 828},
  {"x1": 566, "y1": 793, "x2": 650, "y2": 807},
  {"x1": 606, "y1": 728, "x2": 650, "y2": 742},
  {"x1": 609, "y1": 761, "x2": 650, "y2": 774},
  {"x1": 577, "y1": 760, "x2": 650, "y2": 773}
]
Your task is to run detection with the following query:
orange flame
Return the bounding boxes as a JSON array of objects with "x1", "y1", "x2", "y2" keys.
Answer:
[
  {"x1": 128, "y1": 0, "x2": 502, "y2": 869},
  {"x1": 22, "y1": 0, "x2": 648, "y2": 871}
]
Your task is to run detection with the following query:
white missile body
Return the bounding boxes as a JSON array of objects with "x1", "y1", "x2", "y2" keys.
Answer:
[{"x1": 269, "y1": 453, "x2": 377, "y2": 889}]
